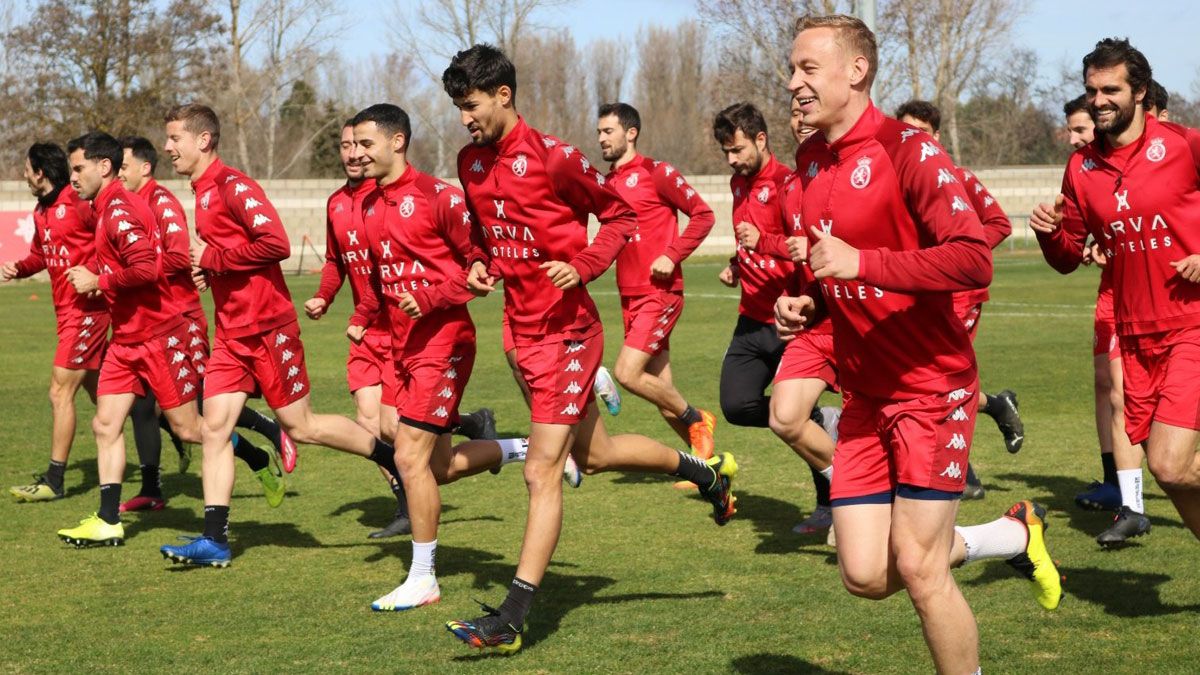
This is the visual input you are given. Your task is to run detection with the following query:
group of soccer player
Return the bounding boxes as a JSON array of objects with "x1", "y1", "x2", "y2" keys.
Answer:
[{"x1": 4, "y1": 12, "x2": 1199, "y2": 672}]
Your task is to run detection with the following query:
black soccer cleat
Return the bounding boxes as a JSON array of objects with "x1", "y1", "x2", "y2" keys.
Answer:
[
  {"x1": 368, "y1": 512, "x2": 412, "y2": 539},
  {"x1": 445, "y1": 601, "x2": 524, "y2": 654},
  {"x1": 990, "y1": 390, "x2": 1025, "y2": 454},
  {"x1": 962, "y1": 482, "x2": 986, "y2": 501},
  {"x1": 1096, "y1": 506, "x2": 1151, "y2": 548},
  {"x1": 457, "y1": 408, "x2": 497, "y2": 441},
  {"x1": 699, "y1": 453, "x2": 739, "y2": 526}
]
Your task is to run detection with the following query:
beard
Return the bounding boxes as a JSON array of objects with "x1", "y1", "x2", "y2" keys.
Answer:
[
  {"x1": 1090, "y1": 99, "x2": 1137, "y2": 137},
  {"x1": 734, "y1": 148, "x2": 764, "y2": 177},
  {"x1": 601, "y1": 140, "x2": 625, "y2": 162}
]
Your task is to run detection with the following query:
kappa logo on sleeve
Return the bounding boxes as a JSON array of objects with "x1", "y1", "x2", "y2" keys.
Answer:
[
  {"x1": 234, "y1": 183, "x2": 249, "y2": 195},
  {"x1": 580, "y1": 156, "x2": 590, "y2": 173},
  {"x1": 936, "y1": 168, "x2": 956, "y2": 188},
  {"x1": 449, "y1": 194, "x2": 462, "y2": 208},
  {"x1": 244, "y1": 197, "x2": 262, "y2": 210},
  {"x1": 900, "y1": 128, "x2": 919, "y2": 143},
  {"x1": 919, "y1": 141, "x2": 940, "y2": 162},
  {"x1": 157, "y1": 195, "x2": 170, "y2": 205},
  {"x1": 252, "y1": 213, "x2": 272, "y2": 228}
]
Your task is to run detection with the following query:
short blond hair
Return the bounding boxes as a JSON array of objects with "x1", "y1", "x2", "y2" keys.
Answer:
[
  {"x1": 794, "y1": 14, "x2": 878, "y2": 87},
  {"x1": 165, "y1": 103, "x2": 221, "y2": 150}
]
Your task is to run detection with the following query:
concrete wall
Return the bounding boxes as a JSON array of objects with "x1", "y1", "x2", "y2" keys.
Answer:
[{"x1": 0, "y1": 164, "x2": 1064, "y2": 269}]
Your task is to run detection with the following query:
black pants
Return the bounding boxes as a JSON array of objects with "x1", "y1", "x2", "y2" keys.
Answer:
[{"x1": 719, "y1": 315, "x2": 786, "y2": 428}]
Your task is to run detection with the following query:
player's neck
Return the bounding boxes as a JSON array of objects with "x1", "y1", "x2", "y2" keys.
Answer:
[
  {"x1": 1105, "y1": 109, "x2": 1146, "y2": 149},
  {"x1": 95, "y1": 176, "x2": 117, "y2": 200},
  {"x1": 190, "y1": 152, "x2": 218, "y2": 180},
  {"x1": 823, "y1": 93, "x2": 871, "y2": 144},
  {"x1": 379, "y1": 157, "x2": 410, "y2": 187},
  {"x1": 345, "y1": 178, "x2": 364, "y2": 189},
  {"x1": 495, "y1": 111, "x2": 520, "y2": 144},
  {"x1": 612, "y1": 147, "x2": 637, "y2": 171}
]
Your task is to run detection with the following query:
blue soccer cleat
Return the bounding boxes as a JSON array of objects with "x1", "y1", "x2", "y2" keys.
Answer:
[
  {"x1": 1074, "y1": 480, "x2": 1120, "y2": 511},
  {"x1": 160, "y1": 535, "x2": 232, "y2": 568}
]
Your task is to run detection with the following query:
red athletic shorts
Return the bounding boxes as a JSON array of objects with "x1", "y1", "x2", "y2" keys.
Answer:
[
  {"x1": 954, "y1": 298, "x2": 983, "y2": 343},
  {"x1": 96, "y1": 321, "x2": 199, "y2": 409},
  {"x1": 1120, "y1": 326, "x2": 1200, "y2": 445},
  {"x1": 1094, "y1": 286, "x2": 1119, "y2": 360},
  {"x1": 204, "y1": 321, "x2": 310, "y2": 409},
  {"x1": 620, "y1": 291, "x2": 683, "y2": 356},
  {"x1": 183, "y1": 309, "x2": 210, "y2": 372},
  {"x1": 54, "y1": 312, "x2": 109, "y2": 370},
  {"x1": 347, "y1": 328, "x2": 398, "y2": 404},
  {"x1": 501, "y1": 314, "x2": 515, "y2": 354},
  {"x1": 513, "y1": 325, "x2": 603, "y2": 425},
  {"x1": 773, "y1": 329, "x2": 838, "y2": 390},
  {"x1": 393, "y1": 341, "x2": 476, "y2": 431},
  {"x1": 831, "y1": 381, "x2": 978, "y2": 502}
]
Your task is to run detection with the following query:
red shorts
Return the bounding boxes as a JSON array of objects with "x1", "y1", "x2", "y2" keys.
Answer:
[
  {"x1": 394, "y1": 341, "x2": 476, "y2": 430},
  {"x1": 620, "y1": 291, "x2": 683, "y2": 356},
  {"x1": 514, "y1": 326, "x2": 603, "y2": 425},
  {"x1": 501, "y1": 314, "x2": 515, "y2": 354},
  {"x1": 954, "y1": 298, "x2": 983, "y2": 343},
  {"x1": 773, "y1": 330, "x2": 838, "y2": 390},
  {"x1": 204, "y1": 321, "x2": 311, "y2": 409},
  {"x1": 831, "y1": 381, "x2": 978, "y2": 501},
  {"x1": 1093, "y1": 287, "x2": 1119, "y2": 360},
  {"x1": 183, "y1": 310, "x2": 210, "y2": 372},
  {"x1": 96, "y1": 322, "x2": 199, "y2": 409},
  {"x1": 54, "y1": 312, "x2": 109, "y2": 370},
  {"x1": 347, "y1": 328, "x2": 398, "y2": 404},
  {"x1": 1120, "y1": 326, "x2": 1200, "y2": 445}
]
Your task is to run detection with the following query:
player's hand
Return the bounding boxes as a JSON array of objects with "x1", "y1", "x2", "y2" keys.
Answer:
[
  {"x1": 346, "y1": 324, "x2": 366, "y2": 343},
  {"x1": 190, "y1": 239, "x2": 208, "y2": 268},
  {"x1": 398, "y1": 292, "x2": 423, "y2": 319},
  {"x1": 1029, "y1": 194, "x2": 1064, "y2": 234},
  {"x1": 191, "y1": 267, "x2": 208, "y2": 292},
  {"x1": 0, "y1": 262, "x2": 17, "y2": 280},
  {"x1": 304, "y1": 297, "x2": 328, "y2": 320},
  {"x1": 540, "y1": 261, "x2": 581, "y2": 289},
  {"x1": 786, "y1": 236, "x2": 808, "y2": 263},
  {"x1": 65, "y1": 265, "x2": 99, "y2": 293},
  {"x1": 809, "y1": 228, "x2": 859, "y2": 280},
  {"x1": 775, "y1": 295, "x2": 817, "y2": 341},
  {"x1": 735, "y1": 221, "x2": 761, "y2": 251},
  {"x1": 466, "y1": 261, "x2": 495, "y2": 296},
  {"x1": 718, "y1": 265, "x2": 738, "y2": 287},
  {"x1": 649, "y1": 255, "x2": 675, "y2": 280},
  {"x1": 1090, "y1": 242, "x2": 1108, "y2": 268},
  {"x1": 1170, "y1": 255, "x2": 1200, "y2": 283}
]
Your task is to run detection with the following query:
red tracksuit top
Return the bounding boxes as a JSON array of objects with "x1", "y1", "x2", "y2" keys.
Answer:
[
  {"x1": 731, "y1": 153, "x2": 795, "y2": 324},
  {"x1": 457, "y1": 117, "x2": 636, "y2": 337},
  {"x1": 13, "y1": 187, "x2": 107, "y2": 321},
  {"x1": 192, "y1": 159, "x2": 296, "y2": 339},
  {"x1": 795, "y1": 103, "x2": 991, "y2": 400},
  {"x1": 762, "y1": 164, "x2": 832, "y2": 337},
  {"x1": 314, "y1": 179, "x2": 388, "y2": 332},
  {"x1": 605, "y1": 153, "x2": 715, "y2": 296},
  {"x1": 953, "y1": 167, "x2": 1011, "y2": 307},
  {"x1": 91, "y1": 180, "x2": 180, "y2": 344},
  {"x1": 1038, "y1": 114, "x2": 1200, "y2": 340},
  {"x1": 136, "y1": 178, "x2": 202, "y2": 318},
  {"x1": 355, "y1": 165, "x2": 477, "y2": 356}
]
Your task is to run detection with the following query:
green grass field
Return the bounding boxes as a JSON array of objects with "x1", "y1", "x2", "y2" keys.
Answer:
[{"x1": 1, "y1": 251, "x2": 1197, "y2": 674}]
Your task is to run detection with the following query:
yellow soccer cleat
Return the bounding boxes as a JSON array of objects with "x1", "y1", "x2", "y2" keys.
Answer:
[
  {"x1": 253, "y1": 465, "x2": 286, "y2": 508},
  {"x1": 1004, "y1": 500, "x2": 1063, "y2": 610},
  {"x1": 11, "y1": 474, "x2": 63, "y2": 502},
  {"x1": 57, "y1": 513, "x2": 124, "y2": 548}
]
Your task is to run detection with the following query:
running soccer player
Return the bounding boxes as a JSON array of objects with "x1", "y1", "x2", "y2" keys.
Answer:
[
  {"x1": 780, "y1": 16, "x2": 1061, "y2": 673},
  {"x1": 157, "y1": 103, "x2": 407, "y2": 567},
  {"x1": 53, "y1": 131, "x2": 209, "y2": 547},
  {"x1": 735, "y1": 96, "x2": 837, "y2": 535},
  {"x1": 116, "y1": 135, "x2": 290, "y2": 514},
  {"x1": 1033, "y1": 39, "x2": 1200, "y2": 542},
  {"x1": 595, "y1": 101, "x2": 717, "y2": 454},
  {"x1": 441, "y1": 44, "x2": 738, "y2": 654},
  {"x1": 894, "y1": 99, "x2": 1024, "y2": 500},
  {"x1": 3, "y1": 143, "x2": 108, "y2": 502}
]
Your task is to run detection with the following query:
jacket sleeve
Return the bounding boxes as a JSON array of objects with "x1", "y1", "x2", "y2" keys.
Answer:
[
  {"x1": 546, "y1": 147, "x2": 636, "y2": 284},
  {"x1": 199, "y1": 180, "x2": 290, "y2": 273},
  {"x1": 13, "y1": 215, "x2": 47, "y2": 277},
  {"x1": 154, "y1": 194, "x2": 193, "y2": 275},
  {"x1": 98, "y1": 212, "x2": 159, "y2": 292},
  {"x1": 959, "y1": 169, "x2": 1012, "y2": 249},
  {"x1": 410, "y1": 187, "x2": 480, "y2": 314},
  {"x1": 652, "y1": 164, "x2": 716, "y2": 263},
  {"x1": 313, "y1": 202, "x2": 346, "y2": 306},
  {"x1": 1035, "y1": 166, "x2": 1088, "y2": 275}
]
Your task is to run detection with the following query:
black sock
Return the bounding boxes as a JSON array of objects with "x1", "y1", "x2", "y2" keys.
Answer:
[
  {"x1": 810, "y1": 465, "x2": 831, "y2": 507},
  {"x1": 45, "y1": 459, "x2": 66, "y2": 493},
  {"x1": 203, "y1": 505, "x2": 230, "y2": 544},
  {"x1": 159, "y1": 414, "x2": 187, "y2": 456},
  {"x1": 497, "y1": 577, "x2": 537, "y2": 627},
  {"x1": 679, "y1": 405, "x2": 702, "y2": 426},
  {"x1": 139, "y1": 464, "x2": 162, "y2": 498},
  {"x1": 966, "y1": 463, "x2": 981, "y2": 487},
  {"x1": 98, "y1": 483, "x2": 121, "y2": 524},
  {"x1": 980, "y1": 393, "x2": 1000, "y2": 419},
  {"x1": 1101, "y1": 452, "x2": 1118, "y2": 485},
  {"x1": 237, "y1": 407, "x2": 282, "y2": 452},
  {"x1": 390, "y1": 476, "x2": 409, "y2": 516},
  {"x1": 369, "y1": 439, "x2": 403, "y2": 483},
  {"x1": 671, "y1": 451, "x2": 715, "y2": 489},
  {"x1": 232, "y1": 433, "x2": 270, "y2": 472},
  {"x1": 130, "y1": 394, "x2": 164, "y2": 469}
]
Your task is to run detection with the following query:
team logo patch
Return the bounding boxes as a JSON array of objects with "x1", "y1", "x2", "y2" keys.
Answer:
[
  {"x1": 626, "y1": 172, "x2": 639, "y2": 188},
  {"x1": 200, "y1": 191, "x2": 211, "y2": 209},
  {"x1": 1146, "y1": 137, "x2": 1166, "y2": 162},
  {"x1": 334, "y1": 202, "x2": 344, "y2": 213},
  {"x1": 399, "y1": 195, "x2": 415, "y2": 218},
  {"x1": 512, "y1": 153, "x2": 528, "y2": 177},
  {"x1": 55, "y1": 204, "x2": 66, "y2": 219},
  {"x1": 756, "y1": 186, "x2": 770, "y2": 203},
  {"x1": 850, "y1": 157, "x2": 872, "y2": 189}
]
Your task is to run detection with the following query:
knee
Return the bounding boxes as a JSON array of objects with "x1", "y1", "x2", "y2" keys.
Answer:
[
  {"x1": 280, "y1": 417, "x2": 318, "y2": 445},
  {"x1": 523, "y1": 457, "x2": 563, "y2": 490},
  {"x1": 1148, "y1": 452, "x2": 1190, "y2": 490},
  {"x1": 91, "y1": 413, "x2": 120, "y2": 443},
  {"x1": 613, "y1": 360, "x2": 640, "y2": 391},
  {"x1": 1108, "y1": 386, "x2": 1125, "y2": 413},
  {"x1": 893, "y1": 546, "x2": 948, "y2": 604},
  {"x1": 48, "y1": 381, "x2": 73, "y2": 407},
  {"x1": 1094, "y1": 366, "x2": 1112, "y2": 393},
  {"x1": 768, "y1": 407, "x2": 801, "y2": 442},
  {"x1": 840, "y1": 567, "x2": 893, "y2": 600},
  {"x1": 720, "y1": 396, "x2": 759, "y2": 427}
]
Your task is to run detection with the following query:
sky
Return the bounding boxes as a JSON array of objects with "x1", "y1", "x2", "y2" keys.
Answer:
[{"x1": 346, "y1": 0, "x2": 1198, "y2": 96}]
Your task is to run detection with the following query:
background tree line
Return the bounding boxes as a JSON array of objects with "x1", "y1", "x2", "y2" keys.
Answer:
[{"x1": 2, "y1": 0, "x2": 1198, "y2": 180}]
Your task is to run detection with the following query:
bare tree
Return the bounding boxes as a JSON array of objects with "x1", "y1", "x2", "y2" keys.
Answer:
[{"x1": 590, "y1": 38, "x2": 628, "y2": 106}]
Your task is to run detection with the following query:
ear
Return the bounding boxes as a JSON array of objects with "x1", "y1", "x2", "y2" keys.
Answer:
[
  {"x1": 848, "y1": 54, "x2": 870, "y2": 89},
  {"x1": 755, "y1": 131, "x2": 768, "y2": 151},
  {"x1": 393, "y1": 132, "x2": 408, "y2": 153},
  {"x1": 198, "y1": 131, "x2": 213, "y2": 153},
  {"x1": 627, "y1": 126, "x2": 638, "y2": 145},
  {"x1": 1133, "y1": 85, "x2": 1146, "y2": 107},
  {"x1": 497, "y1": 85, "x2": 513, "y2": 108}
]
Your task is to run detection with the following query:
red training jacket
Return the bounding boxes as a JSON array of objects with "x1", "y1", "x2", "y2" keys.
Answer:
[
  {"x1": 730, "y1": 153, "x2": 795, "y2": 324},
  {"x1": 953, "y1": 167, "x2": 1011, "y2": 308},
  {"x1": 136, "y1": 178, "x2": 202, "y2": 318},
  {"x1": 12, "y1": 187, "x2": 107, "y2": 321},
  {"x1": 314, "y1": 179, "x2": 388, "y2": 332}
]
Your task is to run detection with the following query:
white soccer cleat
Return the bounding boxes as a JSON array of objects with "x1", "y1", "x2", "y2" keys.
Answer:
[
  {"x1": 818, "y1": 406, "x2": 842, "y2": 442},
  {"x1": 563, "y1": 453, "x2": 583, "y2": 489},
  {"x1": 371, "y1": 574, "x2": 441, "y2": 612},
  {"x1": 593, "y1": 366, "x2": 622, "y2": 415}
]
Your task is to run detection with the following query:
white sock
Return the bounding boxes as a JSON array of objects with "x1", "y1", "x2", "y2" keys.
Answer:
[
  {"x1": 498, "y1": 438, "x2": 529, "y2": 466},
  {"x1": 1117, "y1": 468, "x2": 1144, "y2": 513},
  {"x1": 820, "y1": 465, "x2": 833, "y2": 480},
  {"x1": 408, "y1": 539, "x2": 437, "y2": 579},
  {"x1": 955, "y1": 516, "x2": 1026, "y2": 564}
]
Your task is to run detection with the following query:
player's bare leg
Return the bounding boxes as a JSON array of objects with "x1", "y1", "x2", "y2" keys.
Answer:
[
  {"x1": 379, "y1": 404, "x2": 398, "y2": 443},
  {"x1": 768, "y1": 378, "x2": 834, "y2": 470},
  {"x1": 513, "y1": 421, "x2": 576, "y2": 586},
  {"x1": 504, "y1": 348, "x2": 532, "y2": 408},
  {"x1": 273, "y1": 394, "x2": 391, "y2": 459},
  {"x1": 197, "y1": 392, "x2": 248, "y2": 506},
  {"x1": 352, "y1": 384, "x2": 383, "y2": 437},
  {"x1": 49, "y1": 366, "x2": 97, "y2": 465},
  {"x1": 613, "y1": 347, "x2": 690, "y2": 443},
  {"x1": 831, "y1": 503, "x2": 904, "y2": 599},
  {"x1": 1144, "y1": 422, "x2": 1200, "y2": 538}
]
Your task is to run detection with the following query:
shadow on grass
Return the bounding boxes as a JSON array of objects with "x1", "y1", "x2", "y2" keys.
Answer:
[
  {"x1": 427, "y1": 544, "x2": 723, "y2": 660},
  {"x1": 991, "y1": 471, "x2": 1185, "y2": 535},
  {"x1": 731, "y1": 654, "x2": 851, "y2": 674},
  {"x1": 735, "y1": 490, "x2": 838, "y2": 562}
]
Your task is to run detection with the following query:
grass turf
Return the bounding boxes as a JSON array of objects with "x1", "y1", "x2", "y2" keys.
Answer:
[{"x1": 1, "y1": 250, "x2": 1197, "y2": 674}]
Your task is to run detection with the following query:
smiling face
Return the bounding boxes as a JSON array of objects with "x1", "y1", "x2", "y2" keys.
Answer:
[
  {"x1": 352, "y1": 120, "x2": 406, "y2": 181},
  {"x1": 453, "y1": 87, "x2": 514, "y2": 146},
  {"x1": 118, "y1": 148, "x2": 152, "y2": 192},
  {"x1": 163, "y1": 120, "x2": 205, "y2": 176},
  {"x1": 788, "y1": 26, "x2": 863, "y2": 135},
  {"x1": 1085, "y1": 63, "x2": 1144, "y2": 138},
  {"x1": 339, "y1": 125, "x2": 365, "y2": 181},
  {"x1": 1065, "y1": 110, "x2": 1095, "y2": 149},
  {"x1": 789, "y1": 96, "x2": 818, "y2": 144}
]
